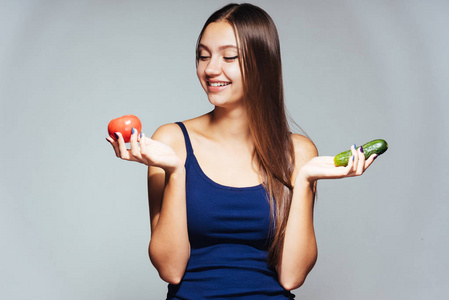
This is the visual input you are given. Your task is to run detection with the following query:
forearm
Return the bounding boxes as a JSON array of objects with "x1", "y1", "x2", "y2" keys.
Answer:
[
  {"x1": 277, "y1": 176, "x2": 317, "y2": 290},
  {"x1": 149, "y1": 168, "x2": 190, "y2": 284}
]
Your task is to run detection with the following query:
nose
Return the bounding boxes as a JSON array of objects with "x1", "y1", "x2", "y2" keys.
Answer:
[{"x1": 205, "y1": 57, "x2": 222, "y2": 77}]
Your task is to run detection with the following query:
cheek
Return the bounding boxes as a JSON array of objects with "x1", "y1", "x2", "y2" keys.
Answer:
[
  {"x1": 230, "y1": 68, "x2": 243, "y2": 88},
  {"x1": 196, "y1": 66, "x2": 206, "y2": 87},
  {"x1": 196, "y1": 66, "x2": 201, "y2": 79},
  {"x1": 231, "y1": 65, "x2": 242, "y2": 82}
]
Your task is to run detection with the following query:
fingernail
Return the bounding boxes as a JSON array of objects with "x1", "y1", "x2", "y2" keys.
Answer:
[
  {"x1": 352, "y1": 155, "x2": 355, "y2": 161},
  {"x1": 105, "y1": 138, "x2": 111, "y2": 143},
  {"x1": 114, "y1": 132, "x2": 119, "y2": 139},
  {"x1": 140, "y1": 132, "x2": 143, "y2": 138},
  {"x1": 373, "y1": 155, "x2": 378, "y2": 161},
  {"x1": 360, "y1": 146, "x2": 364, "y2": 153},
  {"x1": 132, "y1": 127, "x2": 135, "y2": 134},
  {"x1": 353, "y1": 144, "x2": 356, "y2": 149}
]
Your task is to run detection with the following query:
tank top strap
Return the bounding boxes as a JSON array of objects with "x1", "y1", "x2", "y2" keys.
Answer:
[{"x1": 175, "y1": 122, "x2": 194, "y2": 156}]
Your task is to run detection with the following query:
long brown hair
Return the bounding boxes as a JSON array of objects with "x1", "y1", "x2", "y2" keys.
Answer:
[{"x1": 196, "y1": 3, "x2": 296, "y2": 267}]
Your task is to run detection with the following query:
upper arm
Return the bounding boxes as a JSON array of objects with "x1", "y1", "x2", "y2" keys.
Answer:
[
  {"x1": 147, "y1": 123, "x2": 186, "y2": 234},
  {"x1": 291, "y1": 134, "x2": 318, "y2": 185},
  {"x1": 292, "y1": 134, "x2": 318, "y2": 170}
]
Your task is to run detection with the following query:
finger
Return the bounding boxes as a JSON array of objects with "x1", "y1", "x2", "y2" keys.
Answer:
[
  {"x1": 140, "y1": 133, "x2": 150, "y2": 164},
  {"x1": 356, "y1": 145, "x2": 366, "y2": 175},
  {"x1": 351, "y1": 144, "x2": 358, "y2": 173},
  {"x1": 130, "y1": 127, "x2": 142, "y2": 160},
  {"x1": 332, "y1": 160, "x2": 359, "y2": 178},
  {"x1": 106, "y1": 137, "x2": 120, "y2": 157},
  {"x1": 116, "y1": 132, "x2": 131, "y2": 160},
  {"x1": 344, "y1": 147, "x2": 355, "y2": 175},
  {"x1": 364, "y1": 153, "x2": 378, "y2": 169},
  {"x1": 140, "y1": 133, "x2": 146, "y2": 151}
]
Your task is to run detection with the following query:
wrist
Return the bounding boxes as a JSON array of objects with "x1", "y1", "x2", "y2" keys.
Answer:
[
  {"x1": 165, "y1": 164, "x2": 185, "y2": 178},
  {"x1": 295, "y1": 169, "x2": 315, "y2": 187}
]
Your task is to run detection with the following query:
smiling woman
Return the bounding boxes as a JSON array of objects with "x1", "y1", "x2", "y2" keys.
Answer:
[
  {"x1": 106, "y1": 3, "x2": 378, "y2": 299},
  {"x1": 196, "y1": 21, "x2": 243, "y2": 108}
]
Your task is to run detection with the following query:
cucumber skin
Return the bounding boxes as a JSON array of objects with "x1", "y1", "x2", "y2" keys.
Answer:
[{"x1": 334, "y1": 139, "x2": 388, "y2": 167}]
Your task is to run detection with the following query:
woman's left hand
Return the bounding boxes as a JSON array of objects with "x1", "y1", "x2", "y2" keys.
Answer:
[
  {"x1": 106, "y1": 129, "x2": 183, "y2": 173},
  {"x1": 298, "y1": 144, "x2": 378, "y2": 183}
]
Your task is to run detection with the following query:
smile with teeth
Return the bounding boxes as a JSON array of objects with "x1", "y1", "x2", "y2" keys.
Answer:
[{"x1": 208, "y1": 81, "x2": 231, "y2": 87}]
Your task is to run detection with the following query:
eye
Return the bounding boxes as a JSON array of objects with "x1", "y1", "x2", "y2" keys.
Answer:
[
  {"x1": 224, "y1": 56, "x2": 238, "y2": 62},
  {"x1": 198, "y1": 50, "x2": 210, "y2": 61},
  {"x1": 199, "y1": 55, "x2": 210, "y2": 61}
]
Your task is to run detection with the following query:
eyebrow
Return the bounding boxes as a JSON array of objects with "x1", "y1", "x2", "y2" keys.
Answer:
[{"x1": 198, "y1": 44, "x2": 238, "y2": 51}]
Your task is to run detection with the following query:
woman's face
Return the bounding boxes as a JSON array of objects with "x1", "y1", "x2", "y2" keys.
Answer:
[{"x1": 197, "y1": 21, "x2": 243, "y2": 109}]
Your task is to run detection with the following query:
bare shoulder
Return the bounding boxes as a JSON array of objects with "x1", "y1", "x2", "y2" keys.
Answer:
[
  {"x1": 150, "y1": 123, "x2": 186, "y2": 161},
  {"x1": 181, "y1": 114, "x2": 210, "y2": 135},
  {"x1": 291, "y1": 133, "x2": 318, "y2": 168},
  {"x1": 150, "y1": 113, "x2": 209, "y2": 149},
  {"x1": 151, "y1": 123, "x2": 184, "y2": 144}
]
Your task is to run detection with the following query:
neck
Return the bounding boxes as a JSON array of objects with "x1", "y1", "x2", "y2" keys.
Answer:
[{"x1": 207, "y1": 106, "x2": 252, "y2": 141}]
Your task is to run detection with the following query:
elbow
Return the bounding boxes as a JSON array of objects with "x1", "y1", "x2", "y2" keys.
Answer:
[
  {"x1": 279, "y1": 275, "x2": 307, "y2": 291},
  {"x1": 148, "y1": 241, "x2": 187, "y2": 285},
  {"x1": 278, "y1": 256, "x2": 317, "y2": 291},
  {"x1": 149, "y1": 251, "x2": 185, "y2": 284},
  {"x1": 158, "y1": 271, "x2": 184, "y2": 285}
]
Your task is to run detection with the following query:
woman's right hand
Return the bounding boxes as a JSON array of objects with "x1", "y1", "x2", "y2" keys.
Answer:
[
  {"x1": 296, "y1": 144, "x2": 377, "y2": 184},
  {"x1": 106, "y1": 129, "x2": 183, "y2": 174}
]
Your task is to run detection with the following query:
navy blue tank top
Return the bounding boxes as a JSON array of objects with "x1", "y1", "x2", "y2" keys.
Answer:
[{"x1": 166, "y1": 122, "x2": 294, "y2": 299}]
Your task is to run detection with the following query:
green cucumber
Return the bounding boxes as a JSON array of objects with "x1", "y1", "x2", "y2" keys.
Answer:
[{"x1": 334, "y1": 139, "x2": 388, "y2": 167}]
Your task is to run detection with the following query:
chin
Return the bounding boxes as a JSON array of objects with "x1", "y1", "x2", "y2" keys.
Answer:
[
  {"x1": 207, "y1": 95, "x2": 225, "y2": 105},
  {"x1": 206, "y1": 92, "x2": 243, "y2": 108}
]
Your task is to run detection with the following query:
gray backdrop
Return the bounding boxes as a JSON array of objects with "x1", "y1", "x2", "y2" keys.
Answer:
[{"x1": 1, "y1": 0, "x2": 448, "y2": 299}]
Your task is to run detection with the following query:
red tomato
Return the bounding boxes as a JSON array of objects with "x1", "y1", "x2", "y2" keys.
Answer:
[{"x1": 108, "y1": 115, "x2": 142, "y2": 143}]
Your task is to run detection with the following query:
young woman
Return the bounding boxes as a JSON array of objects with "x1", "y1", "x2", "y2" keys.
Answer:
[{"x1": 106, "y1": 3, "x2": 377, "y2": 299}]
